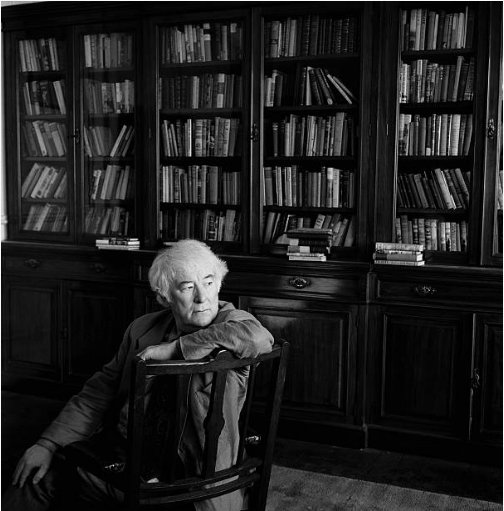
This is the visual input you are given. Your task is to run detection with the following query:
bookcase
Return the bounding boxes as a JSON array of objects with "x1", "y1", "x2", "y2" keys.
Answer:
[
  {"x1": 149, "y1": 9, "x2": 251, "y2": 252},
  {"x1": 257, "y1": 4, "x2": 374, "y2": 258}
]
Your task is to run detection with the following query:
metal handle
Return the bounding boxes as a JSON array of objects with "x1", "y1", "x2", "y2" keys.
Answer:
[
  {"x1": 471, "y1": 368, "x2": 480, "y2": 390},
  {"x1": 24, "y1": 258, "x2": 41, "y2": 269},
  {"x1": 91, "y1": 263, "x2": 106, "y2": 273},
  {"x1": 250, "y1": 123, "x2": 259, "y2": 142},
  {"x1": 487, "y1": 119, "x2": 496, "y2": 140},
  {"x1": 288, "y1": 276, "x2": 310, "y2": 289},
  {"x1": 413, "y1": 284, "x2": 437, "y2": 297},
  {"x1": 72, "y1": 128, "x2": 80, "y2": 145}
]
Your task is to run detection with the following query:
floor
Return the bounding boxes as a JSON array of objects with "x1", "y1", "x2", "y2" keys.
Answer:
[{"x1": 2, "y1": 390, "x2": 502, "y2": 505}]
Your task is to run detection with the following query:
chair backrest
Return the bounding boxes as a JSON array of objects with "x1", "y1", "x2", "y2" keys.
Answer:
[{"x1": 125, "y1": 340, "x2": 290, "y2": 510}]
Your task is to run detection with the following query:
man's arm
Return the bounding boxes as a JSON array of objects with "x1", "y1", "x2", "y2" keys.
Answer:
[{"x1": 140, "y1": 305, "x2": 274, "y2": 361}]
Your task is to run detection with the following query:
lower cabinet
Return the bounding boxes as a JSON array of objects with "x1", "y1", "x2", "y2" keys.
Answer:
[{"x1": 239, "y1": 296, "x2": 365, "y2": 447}]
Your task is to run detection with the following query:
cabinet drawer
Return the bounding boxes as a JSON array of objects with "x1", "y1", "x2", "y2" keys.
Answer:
[
  {"x1": 3, "y1": 254, "x2": 130, "y2": 281},
  {"x1": 376, "y1": 277, "x2": 500, "y2": 307},
  {"x1": 225, "y1": 271, "x2": 363, "y2": 300}
]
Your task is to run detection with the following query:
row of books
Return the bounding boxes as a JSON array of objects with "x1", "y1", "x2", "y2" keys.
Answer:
[
  {"x1": 497, "y1": 170, "x2": 503, "y2": 211},
  {"x1": 83, "y1": 125, "x2": 135, "y2": 158},
  {"x1": 264, "y1": 67, "x2": 356, "y2": 107},
  {"x1": 83, "y1": 32, "x2": 133, "y2": 69},
  {"x1": 399, "y1": 57, "x2": 474, "y2": 104},
  {"x1": 22, "y1": 121, "x2": 67, "y2": 158},
  {"x1": 263, "y1": 211, "x2": 355, "y2": 248},
  {"x1": 22, "y1": 79, "x2": 67, "y2": 116},
  {"x1": 90, "y1": 164, "x2": 132, "y2": 201},
  {"x1": 270, "y1": 113, "x2": 354, "y2": 157},
  {"x1": 19, "y1": 37, "x2": 63, "y2": 72},
  {"x1": 22, "y1": 204, "x2": 68, "y2": 232},
  {"x1": 160, "y1": 118, "x2": 240, "y2": 158},
  {"x1": 160, "y1": 73, "x2": 243, "y2": 110},
  {"x1": 395, "y1": 214, "x2": 467, "y2": 252},
  {"x1": 262, "y1": 165, "x2": 354, "y2": 208},
  {"x1": 373, "y1": 242, "x2": 425, "y2": 267},
  {"x1": 84, "y1": 206, "x2": 131, "y2": 236},
  {"x1": 160, "y1": 22, "x2": 243, "y2": 64},
  {"x1": 400, "y1": 7, "x2": 474, "y2": 51},
  {"x1": 398, "y1": 113, "x2": 473, "y2": 157},
  {"x1": 398, "y1": 168, "x2": 470, "y2": 210},
  {"x1": 84, "y1": 79, "x2": 135, "y2": 114},
  {"x1": 264, "y1": 15, "x2": 358, "y2": 58},
  {"x1": 286, "y1": 228, "x2": 333, "y2": 262},
  {"x1": 21, "y1": 163, "x2": 67, "y2": 200},
  {"x1": 95, "y1": 237, "x2": 140, "y2": 251},
  {"x1": 160, "y1": 165, "x2": 240, "y2": 205},
  {"x1": 160, "y1": 208, "x2": 241, "y2": 242}
]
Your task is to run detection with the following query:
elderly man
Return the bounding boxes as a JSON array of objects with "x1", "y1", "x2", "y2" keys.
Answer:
[{"x1": 5, "y1": 239, "x2": 274, "y2": 511}]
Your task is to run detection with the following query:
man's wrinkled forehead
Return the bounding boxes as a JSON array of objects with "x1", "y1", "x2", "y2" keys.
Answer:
[{"x1": 171, "y1": 259, "x2": 217, "y2": 284}]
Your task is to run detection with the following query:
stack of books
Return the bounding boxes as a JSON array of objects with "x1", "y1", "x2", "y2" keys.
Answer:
[
  {"x1": 373, "y1": 242, "x2": 425, "y2": 266},
  {"x1": 286, "y1": 228, "x2": 332, "y2": 262},
  {"x1": 95, "y1": 237, "x2": 140, "y2": 251}
]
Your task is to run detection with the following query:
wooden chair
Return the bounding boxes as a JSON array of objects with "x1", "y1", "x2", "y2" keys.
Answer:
[{"x1": 63, "y1": 341, "x2": 290, "y2": 510}]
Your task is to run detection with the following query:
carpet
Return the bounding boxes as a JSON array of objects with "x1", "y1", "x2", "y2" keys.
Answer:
[{"x1": 266, "y1": 465, "x2": 502, "y2": 511}]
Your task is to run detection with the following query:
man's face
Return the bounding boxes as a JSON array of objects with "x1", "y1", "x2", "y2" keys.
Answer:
[{"x1": 169, "y1": 261, "x2": 220, "y2": 334}]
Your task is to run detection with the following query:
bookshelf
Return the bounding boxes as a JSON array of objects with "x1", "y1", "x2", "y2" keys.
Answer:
[
  {"x1": 16, "y1": 31, "x2": 72, "y2": 239},
  {"x1": 153, "y1": 11, "x2": 250, "y2": 251},
  {"x1": 258, "y1": 5, "x2": 371, "y2": 258},
  {"x1": 79, "y1": 26, "x2": 138, "y2": 240},
  {"x1": 392, "y1": 4, "x2": 483, "y2": 264}
]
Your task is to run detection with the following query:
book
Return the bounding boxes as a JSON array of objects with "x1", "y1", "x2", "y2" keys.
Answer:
[
  {"x1": 373, "y1": 259, "x2": 425, "y2": 266},
  {"x1": 373, "y1": 252, "x2": 423, "y2": 262},
  {"x1": 288, "y1": 254, "x2": 327, "y2": 262},
  {"x1": 375, "y1": 242, "x2": 424, "y2": 252}
]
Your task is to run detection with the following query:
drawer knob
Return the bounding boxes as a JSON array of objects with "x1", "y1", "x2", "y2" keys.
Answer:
[
  {"x1": 24, "y1": 258, "x2": 40, "y2": 269},
  {"x1": 289, "y1": 276, "x2": 310, "y2": 289},
  {"x1": 92, "y1": 263, "x2": 106, "y2": 273},
  {"x1": 413, "y1": 284, "x2": 437, "y2": 297}
]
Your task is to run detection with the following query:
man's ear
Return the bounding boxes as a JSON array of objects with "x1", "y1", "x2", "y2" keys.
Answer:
[{"x1": 156, "y1": 293, "x2": 170, "y2": 307}]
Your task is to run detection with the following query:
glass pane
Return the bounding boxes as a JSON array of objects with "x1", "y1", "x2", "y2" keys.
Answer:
[
  {"x1": 158, "y1": 19, "x2": 245, "y2": 246},
  {"x1": 18, "y1": 35, "x2": 69, "y2": 234},
  {"x1": 81, "y1": 31, "x2": 136, "y2": 238}
]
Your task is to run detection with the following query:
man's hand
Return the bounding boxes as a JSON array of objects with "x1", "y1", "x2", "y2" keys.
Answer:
[
  {"x1": 139, "y1": 340, "x2": 179, "y2": 361},
  {"x1": 12, "y1": 444, "x2": 53, "y2": 488}
]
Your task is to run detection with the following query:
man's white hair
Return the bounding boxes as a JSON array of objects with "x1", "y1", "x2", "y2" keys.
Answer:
[{"x1": 148, "y1": 239, "x2": 229, "y2": 304}]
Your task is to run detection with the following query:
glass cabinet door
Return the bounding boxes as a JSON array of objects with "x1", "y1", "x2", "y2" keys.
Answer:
[
  {"x1": 13, "y1": 29, "x2": 73, "y2": 241},
  {"x1": 152, "y1": 10, "x2": 250, "y2": 252},
  {"x1": 77, "y1": 25, "x2": 138, "y2": 241}
]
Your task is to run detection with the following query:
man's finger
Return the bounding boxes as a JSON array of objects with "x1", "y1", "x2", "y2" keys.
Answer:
[
  {"x1": 32, "y1": 464, "x2": 48, "y2": 485},
  {"x1": 18, "y1": 465, "x2": 33, "y2": 488},
  {"x1": 12, "y1": 460, "x2": 24, "y2": 486}
]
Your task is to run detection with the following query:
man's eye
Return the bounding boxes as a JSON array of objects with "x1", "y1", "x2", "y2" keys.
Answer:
[
  {"x1": 205, "y1": 280, "x2": 214, "y2": 286},
  {"x1": 181, "y1": 285, "x2": 193, "y2": 292}
]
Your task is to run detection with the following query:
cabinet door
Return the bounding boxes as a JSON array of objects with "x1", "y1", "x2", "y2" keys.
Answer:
[
  {"x1": 64, "y1": 281, "x2": 132, "y2": 384},
  {"x1": 239, "y1": 296, "x2": 360, "y2": 444},
  {"x1": 2, "y1": 276, "x2": 61, "y2": 381},
  {"x1": 75, "y1": 23, "x2": 141, "y2": 243},
  {"x1": 471, "y1": 314, "x2": 503, "y2": 445},
  {"x1": 150, "y1": 8, "x2": 251, "y2": 252},
  {"x1": 368, "y1": 306, "x2": 473, "y2": 440},
  {"x1": 256, "y1": 4, "x2": 374, "y2": 258},
  {"x1": 5, "y1": 27, "x2": 74, "y2": 242}
]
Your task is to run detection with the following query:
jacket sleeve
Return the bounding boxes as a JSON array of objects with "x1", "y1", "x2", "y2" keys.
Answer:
[
  {"x1": 39, "y1": 323, "x2": 134, "y2": 448},
  {"x1": 179, "y1": 305, "x2": 274, "y2": 360}
]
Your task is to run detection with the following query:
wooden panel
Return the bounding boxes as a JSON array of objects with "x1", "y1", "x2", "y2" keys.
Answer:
[
  {"x1": 472, "y1": 314, "x2": 503, "y2": 444},
  {"x1": 370, "y1": 307, "x2": 472, "y2": 439},
  {"x1": 239, "y1": 296, "x2": 356, "y2": 421},
  {"x1": 65, "y1": 282, "x2": 132, "y2": 382},
  {"x1": 2, "y1": 277, "x2": 60, "y2": 380}
]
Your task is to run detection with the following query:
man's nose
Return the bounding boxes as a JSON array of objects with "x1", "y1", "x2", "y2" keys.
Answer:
[{"x1": 193, "y1": 284, "x2": 207, "y2": 302}]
